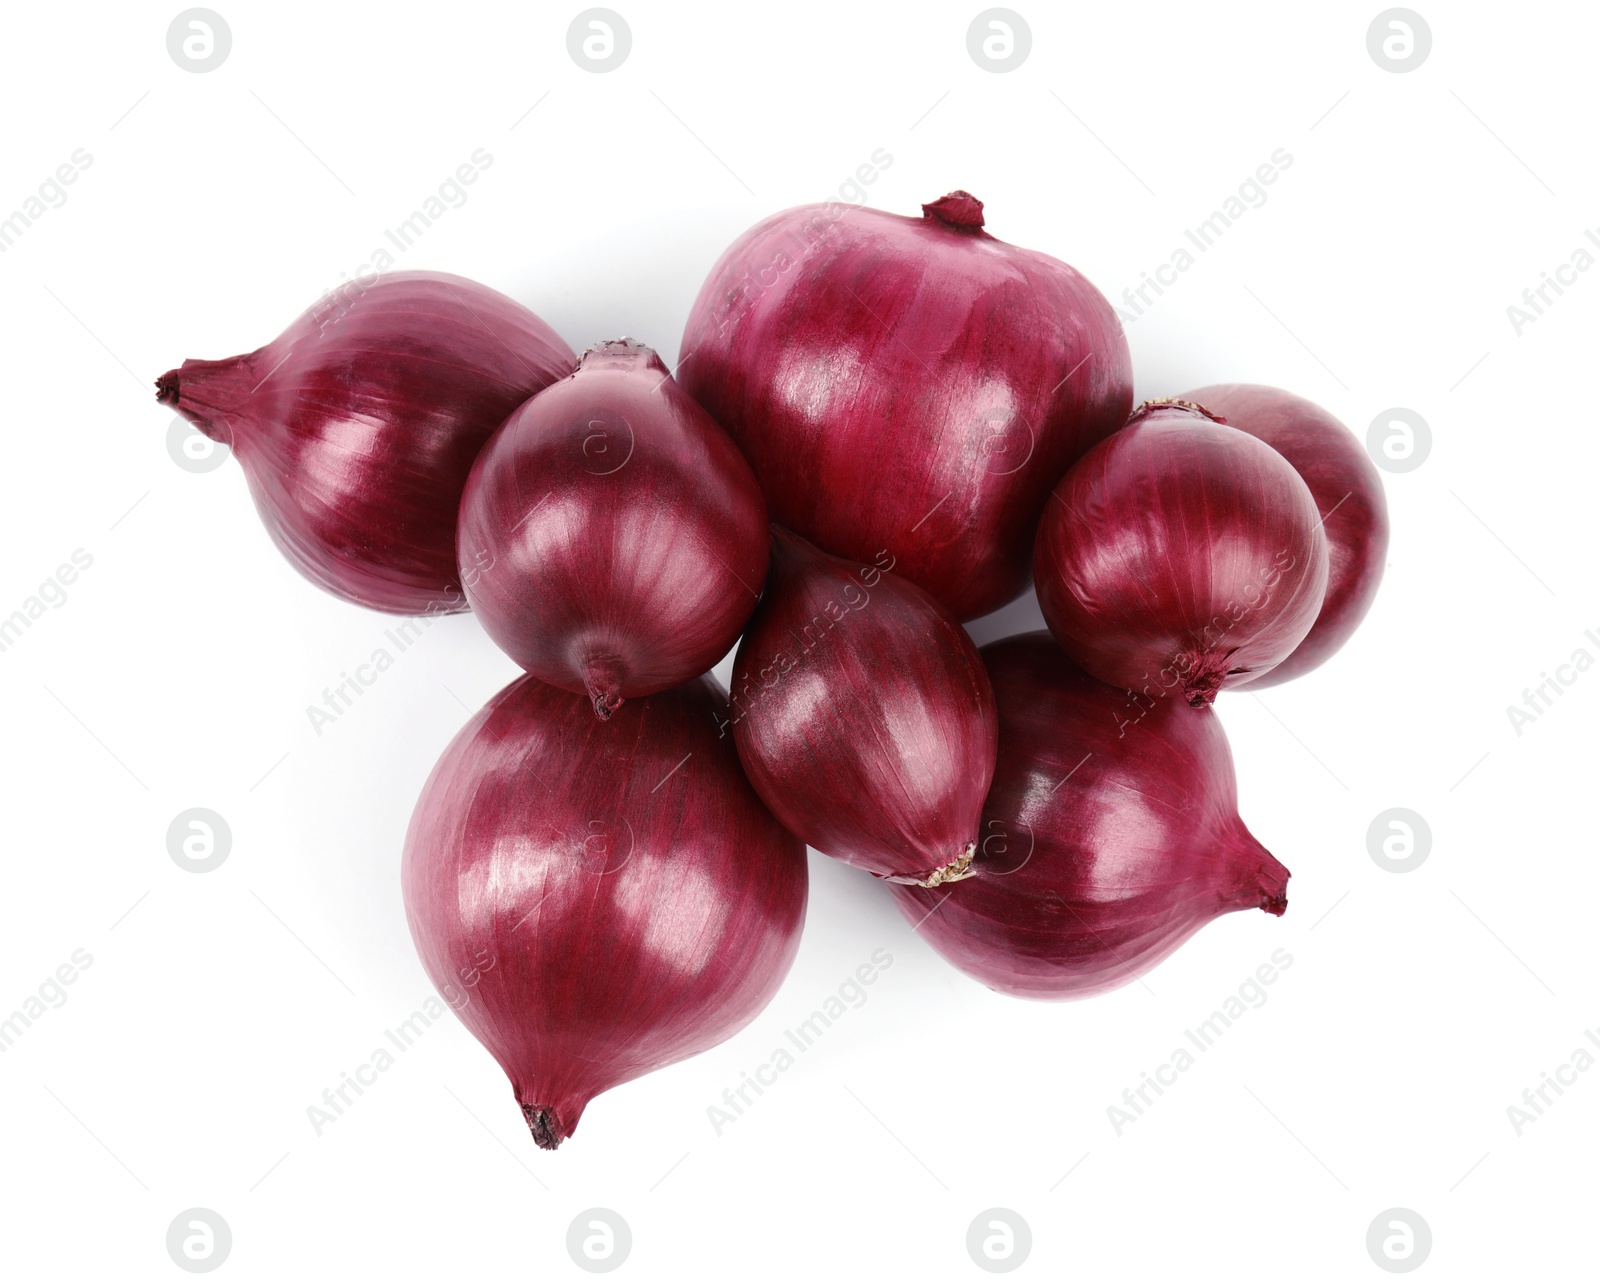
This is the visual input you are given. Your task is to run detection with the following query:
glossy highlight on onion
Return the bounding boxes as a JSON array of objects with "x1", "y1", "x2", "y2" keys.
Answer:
[
  {"x1": 460, "y1": 339, "x2": 768, "y2": 719},
  {"x1": 1034, "y1": 400, "x2": 1330, "y2": 705},
  {"x1": 891, "y1": 632, "x2": 1288, "y2": 999},
  {"x1": 1182, "y1": 384, "x2": 1389, "y2": 687},
  {"x1": 402, "y1": 672, "x2": 807, "y2": 1149},
  {"x1": 680, "y1": 191, "x2": 1132, "y2": 621},
  {"x1": 730, "y1": 527, "x2": 997, "y2": 885},
  {"x1": 157, "y1": 271, "x2": 574, "y2": 614}
]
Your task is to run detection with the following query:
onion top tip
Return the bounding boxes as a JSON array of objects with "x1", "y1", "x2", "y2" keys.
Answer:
[
  {"x1": 521, "y1": 1103, "x2": 568, "y2": 1151},
  {"x1": 582, "y1": 657, "x2": 627, "y2": 721},
  {"x1": 1136, "y1": 396, "x2": 1226, "y2": 425},
  {"x1": 920, "y1": 190, "x2": 986, "y2": 231},
  {"x1": 1182, "y1": 654, "x2": 1235, "y2": 707},
  {"x1": 1241, "y1": 838, "x2": 1290, "y2": 917},
  {"x1": 154, "y1": 360, "x2": 231, "y2": 443},
  {"x1": 579, "y1": 335, "x2": 667, "y2": 375}
]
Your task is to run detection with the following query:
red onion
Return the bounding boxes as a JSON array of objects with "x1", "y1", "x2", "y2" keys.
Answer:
[
  {"x1": 157, "y1": 271, "x2": 573, "y2": 614},
  {"x1": 1181, "y1": 384, "x2": 1389, "y2": 686},
  {"x1": 679, "y1": 191, "x2": 1132, "y2": 621},
  {"x1": 891, "y1": 632, "x2": 1288, "y2": 999},
  {"x1": 402, "y1": 672, "x2": 806, "y2": 1149},
  {"x1": 729, "y1": 527, "x2": 997, "y2": 885},
  {"x1": 459, "y1": 339, "x2": 767, "y2": 719},
  {"x1": 1034, "y1": 400, "x2": 1329, "y2": 706}
]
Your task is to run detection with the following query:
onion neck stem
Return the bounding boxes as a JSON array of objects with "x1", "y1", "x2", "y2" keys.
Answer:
[{"x1": 522, "y1": 1103, "x2": 565, "y2": 1150}]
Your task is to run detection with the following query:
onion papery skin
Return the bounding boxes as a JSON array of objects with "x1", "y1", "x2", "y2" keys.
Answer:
[
  {"x1": 459, "y1": 340, "x2": 769, "y2": 719},
  {"x1": 890, "y1": 632, "x2": 1289, "y2": 1000},
  {"x1": 1181, "y1": 384, "x2": 1389, "y2": 687},
  {"x1": 401, "y1": 673, "x2": 807, "y2": 1149},
  {"x1": 730, "y1": 527, "x2": 997, "y2": 884},
  {"x1": 157, "y1": 271, "x2": 574, "y2": 615},
  {"x1": 679, "y1": 191, "x2": 1133, "y2": 622},
  {"x1": 1034, "y1": 400, "x2": 1330, "y2": 706}
]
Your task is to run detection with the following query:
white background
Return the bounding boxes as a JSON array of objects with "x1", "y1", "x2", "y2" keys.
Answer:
[{"x1": 2, "y1": 1, "x2": 1594, "y2": 1277}]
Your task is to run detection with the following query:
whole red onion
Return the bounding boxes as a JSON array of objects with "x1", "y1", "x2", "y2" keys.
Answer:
[
  {"x1": 730, "y1": 527, "x2": 997, "y2": 885},
  {"x1": 402, "y1": 672, "x2": 806, "y2": 1149},
  {"x1": 157, "y1": 271, "x2": 574, "y2": 614},
  {"x1": 891, "y1": 632, "x2": 1288, "y2": 999},
  {"x1": 680, "y1": 191, "x2": 1132, "y2": 621},
  {"x1": 1034, "y1": 400, "x2": 1330, "y2": 706},
  {"x1": 458, "y1": 339, "x2": 768, "y2": 719},
  {"x1": 1182, "y1": 384, "x2": 1389, "y2": 686}
]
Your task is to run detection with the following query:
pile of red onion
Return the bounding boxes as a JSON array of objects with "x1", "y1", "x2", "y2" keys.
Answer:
[{"x1": 162, "y1": 192, "x2": 1387, "y2": 1148}]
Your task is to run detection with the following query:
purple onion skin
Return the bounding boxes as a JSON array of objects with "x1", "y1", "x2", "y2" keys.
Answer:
[
  {"x1": 1182, "y1": 384, "x2": 1389, "y2": 687},
  {"x1": 891, "y1": 632, "x2": 1289, "y2": 1000},
  {"x1": 402, "y1": 673, "x2": 807, "y2": 1150},
  {"x1": 1034, "y1": 401, "x2": 1330, "y2": 706},
  {"x1": 730, "y1": 527, "x2": 998, "y2": 885},
  {"x1": 680, "y1": 191, "x2": 1133, "y2": 622},
  {"x1": 459, "y1": 340, "x2": 768, "y2": 719},
  {"x1": 157, "y1": 271, "x2": 574, "y2": 615}
]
